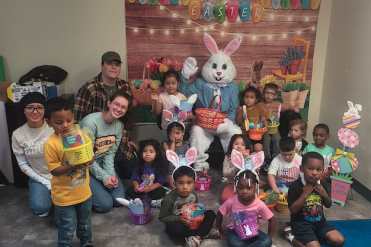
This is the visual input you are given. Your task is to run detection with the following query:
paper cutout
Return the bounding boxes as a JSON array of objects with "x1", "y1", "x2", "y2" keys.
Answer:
[{"x1": 337, "y1": 128, "x2": 359, "y2": 148}]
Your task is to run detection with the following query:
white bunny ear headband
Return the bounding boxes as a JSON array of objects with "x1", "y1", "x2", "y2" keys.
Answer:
[
  {"x1": 166, "y1": 147, "x2": 197, "y2": 182},
  {"x1": 162, "y1": 95, "x2": 194, "y2": 128},
  {"x1": 231, "y1": 150, "x2": 264, "y2": 193}
]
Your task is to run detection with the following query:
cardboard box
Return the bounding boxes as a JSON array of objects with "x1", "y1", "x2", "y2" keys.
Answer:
[
  {"x1": 47, "y1": 83, "x2": 65, "y2": 98},
  {"x1": 7, "y1": 82, "x2": 47, "y2": 103},
  {"x1": 0, "y1": 81, "x2": 14, "y2": 102}
]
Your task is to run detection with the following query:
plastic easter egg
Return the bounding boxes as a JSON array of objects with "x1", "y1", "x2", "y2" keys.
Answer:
[
  {"x1": 261, "y1": 0, "x2": 271, "y2": 8},
  {"x1": 301, "y1": 0, "x2": 310, "y2": 9},
  {"x1": 226, "y1": 2, "x2": 239, "y2": 22},
  {"x1": 249, "y1": 123, "x2": 255, "y2": 129},
  {"x1": 149, "y1": 0, "x2": 158, "y2": 5},
  {"x1": 272, "y1": 0, "x2": 281, "y2": 9},
  {"x1": 214, "y1": 1, "x2": 226, "y2": 23},
  {"x1": 338, "y1": 128, "x2": 359, "y2": 148},
  {"x1": 291, "y1": 0, "x2": 300, "y2": 9},
  {"x1": 239, "y1": 1, "x2": 250, "y2": 22},
  {"x1": 342, "y1": 115, "x2": 361, "y2": 129},
  {"x1": 170, "y1": 0, "x2": 178, "y2": 4},
  {"x1": 189, "y1": 1, "x2": 201, "y2": 20},
  {"x1": 202, "y1": 2, "x2": 214, "y2": 22},
  {"x1": 238, "y1": 82, "x2": 246, "y2": 92},
  {"x1": 282, "y1": 0, "x2": 290, "y2": 10},
  {"x1": 311, "y1": 0, "x2": 320, "y2": 10},
  {"x1": 180, "y1": 0, "x2": 190, "y2": 6},
  {"x1": 128, "y1": 0, "x2": 135, "y2": 3},
  {"x1": 251, "y1": 3, "x2": 263, "y2": 23},
  {"x1": 159, "y1": 0, "x2": 168, "y2": 5}
]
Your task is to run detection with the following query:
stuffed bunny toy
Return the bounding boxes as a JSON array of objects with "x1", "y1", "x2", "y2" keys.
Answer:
[
  {"x1": 230, "y1": 149, "x2": 264, "y2": 193},
  {"x1": 178, "y1": 33, "x2": 243, "y2": 171},
  {"x1": 246, "y1": 60, "x2": 263, "y2": 89},
  {"x1": 166, "y1": 147, "x2": 197, "y2": 181},
  {"x1": 344, "y1": 101, "x2": 362, "y2": 119}
]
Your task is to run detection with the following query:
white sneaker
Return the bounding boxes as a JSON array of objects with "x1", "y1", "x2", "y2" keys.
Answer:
[
  {"x1": 38, "y1": 211, "x2": 50, "y2": 218},
  {"x1": 283, "y1": 226, "x2": 295, "y2": 245},
  {"x1": 204, "y1": 227, "x2": 220, "y2": 239},
  {"x1": 185, "y1": 236, "x2": 201, "y2": 247},
  {"x1": 151, "y1": 199, "x2": 162, "y2": 208}
]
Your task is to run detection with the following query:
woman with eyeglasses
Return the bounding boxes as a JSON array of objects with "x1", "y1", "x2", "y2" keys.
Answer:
[
  {"x1": 79, "y1": 91, "x2": 135, "y2": 213},
  {"x1": 11, "y1": 92, "x2": 54, "y2": 217}
]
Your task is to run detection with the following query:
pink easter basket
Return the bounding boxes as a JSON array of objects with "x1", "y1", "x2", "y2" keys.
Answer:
[
  {"x1": 234, "y1": 219, "x2": 259, "y2": 240},
  {"x1": 129, "y1": 202, "x2": 151, "y2": 225},
  {"x1": 195, "y1": 174, "x2": 211, "y2": 192}
]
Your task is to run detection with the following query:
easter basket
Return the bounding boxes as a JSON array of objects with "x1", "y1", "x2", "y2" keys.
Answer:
[
  {"x1": 64, "y1": 141, "x2": 94, "y2": 165},
  {"x1": 248, "y1": 128, "x2": 265, "y2": 141},
  {"x1": 195, "y1": 95, "x2": 227, "y2": 130},
  {"x1": 181, "y1": 203, "x2": 205, "y2": 230},
  {"x1": 129, "y1": 202, "x2": 151, "y2": 225},
  {"x1": 276, "y1": 193, "x2": 290, "y2": 214},
  {"x1": 268, "y1": 123, "x2": 280, "y2": 135},
  {"x1": 195, "y1": 174, "x2": 211, "y2": 192},
  {"x1": 234, "y1": 218, "x2": 259, "y2": 240}
]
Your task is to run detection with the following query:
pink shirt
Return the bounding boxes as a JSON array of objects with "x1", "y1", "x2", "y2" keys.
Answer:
[
  {"x1": 158, "y1": 91, "x2": 185, "y2": 129},
  {"x1": 219, "y1": 194, "x2": 274, "y2": 230}
]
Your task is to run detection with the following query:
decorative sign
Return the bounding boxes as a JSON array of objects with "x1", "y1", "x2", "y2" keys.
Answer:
[
  {"x1": 239, "y1": 0, "x2": 251, "y2": 22},
  {"x1": 214, "y1": 0, "x2": 226, "y2": 23},
  {"x1": 202, "y1": 1, "x2": 214, "y2": 22},
  {"x1": 251, "y1": 3, "x2": 263, "y2": 23},
  {"x1": 189, "y1": 1, "x2": 201, "y2": 20},
  {"x1": 226, "y1": 2, "x2": 239, "y2": 22},
  {"x1": 331, "y1": 177, "x2": 353, "y2": 207}
]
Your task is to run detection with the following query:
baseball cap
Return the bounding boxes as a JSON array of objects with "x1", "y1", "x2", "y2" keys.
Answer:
[{"x1": 101, "y1": 51, "x2": 122, "y2": 63}]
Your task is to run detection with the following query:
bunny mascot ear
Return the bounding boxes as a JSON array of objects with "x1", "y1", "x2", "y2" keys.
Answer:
[
  {"x1": 170, "y1": 95, "x2": 181, "y2": 109},
  {"x1": 323, "y1": 154, "x2": 332, "y2": 170},
  {"x1": 223, "y1": 35, "x2": 242, "y2": 56},
  {"x1": 166, "y1": 150, "x2": 179, "y2": 169},
  {"x1": 204, "y1": 33, "x2": 219, "y2": 55}
]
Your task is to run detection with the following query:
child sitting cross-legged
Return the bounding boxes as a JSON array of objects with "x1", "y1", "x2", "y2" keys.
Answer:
[
  {"x1": 285, "y1": 152, "x2": 345, "y2": 247},
  {"x1": 268, "y1": 136, "x2": 302, "y2": 194},
  {"x1": 159, "y1": 147, "x2": 219, "y2": 247}
]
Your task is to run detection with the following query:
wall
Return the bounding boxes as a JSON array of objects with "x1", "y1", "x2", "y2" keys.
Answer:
[{"x1": 319, "y1": 0, "x2": 371, "y2": 190}]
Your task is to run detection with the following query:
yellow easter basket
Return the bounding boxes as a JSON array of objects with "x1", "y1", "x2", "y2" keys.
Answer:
[
  {"x1": 275, "y1": 193, "x2": 290, "y2": 214},
  {"x1": 268, "y1": 123, "x2": 280, "y2": 135},
  {"x1": 64, "y1": 140, "x2": 94, "y2": 165}
]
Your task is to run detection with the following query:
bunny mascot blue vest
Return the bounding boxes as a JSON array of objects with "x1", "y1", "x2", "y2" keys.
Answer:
[{"x1": 178, "y1": 33, "x2": 242, "y2": 171}]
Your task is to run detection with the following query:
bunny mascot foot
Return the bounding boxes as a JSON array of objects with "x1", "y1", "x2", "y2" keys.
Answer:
[{"x1": 178, "y1": 33, "x2": 243, "y2": 171}]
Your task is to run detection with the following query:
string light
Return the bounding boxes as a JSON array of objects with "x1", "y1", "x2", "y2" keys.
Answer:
[
  {"x1": 165, "y1": 30, "x2": 169, "y2": 34},
  {"x1": 187, "y1": 20, "x2": 191, "y2": 24},
  {"x1": 283, "y1": 34, "x2": 287, "y2": 38},
  {"x1": 288, "y1": 16, "x2": 292, "y2": 21},
  {"x1": 297, "y1": 30, "x2": 301, "y2": 35},
  {"x1": 252, "y1": 36, "x2": 256, "y2": 40},
  {"x1": 221, "y1": 31, "x2": 225, "y2": 36},
  {"x1": 270, "y1": 14, "x2": 274, "y2": 19},
  {"x1": 181, "y1": 29, "x2": 185, "y2": 33},
  {"x1": 312, "y1": 26, "x2": 316, "y2": 30},
  {"x1": 195, "y1": 28, "x2": 199, "y2": 32},
  {"x1": 150, "y1": 29, "x2": 154, "y2": 34},
  {"x1": 268, "y1": 35, "x2": 272, "y2": 40},
  {"x1": 224, "y1": 22, "x2": 228, "y2": 26},
  {"x1": 134, "y1": 28, "x2": 138, "y2": 33},
  {"x1": 173, "y1": 13, "x2": 177, "y2": 17},
  {"x1": 160, "y1": 6, "x2": 164, "y2": 10},
  {"x1": 204, "y1": 27, "x2": 208, "y2": 31},
  {"x1": 210, "y1": 25, "x2": 214, "y2": 30},
  {"x1": 305, "y1": 17, "x2": 309, "y2": 21}
]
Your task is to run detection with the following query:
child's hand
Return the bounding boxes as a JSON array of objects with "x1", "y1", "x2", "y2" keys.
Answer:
[
  {"x1": 141, "y1": 185, "x2": 150, "y2": 193},
  {"x1": 104, "y1": 175, "x2": 118, "y2": 189},
  {"x1": 169, "y1": 133, "x2": 176, "y2": 143},
  {"x1": 179, "y1": 216, "x2": 192, "y2": 227},
  {"x1": 134, "y1": 184, "x2": 141, "y2": 193},
  {"x1": 315, "y1": 184, "x2": 328, "y2": 198},
  {"x1": 219, "y1": 231, "x2": 227, "y2": 239},
  {"x1": 302, "y1": 183, "x2": 316, "y2": 197},
  {"x1": 322, "y1": 170, "x2": 331, "y2": 180},
  {"x1": 150, "y1": 93, "x2": 159, "y2": 101},
  {"x1": 274, "y1": 188, "x2": 281, "y2": 195},
  {"x1": 260, "y1": 196, "x2": 268, "y2": 204},
  {"x1": 294, "y1": 107, "x2": 299, "y2": 113},
  {"x1": 110, "y1": 174, "x2": 118, "y2": 188}
]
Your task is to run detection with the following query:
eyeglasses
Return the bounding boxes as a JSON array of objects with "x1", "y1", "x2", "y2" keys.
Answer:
[
  {"x1": 264, "y1": 92, "x2": 276, "y2": 96},
  {"x1": 113, "y1": 102, "x2": 128, "y2": 111},
  {"x1": 25, "y1": 106, "x2": 45, "y2": 113}
]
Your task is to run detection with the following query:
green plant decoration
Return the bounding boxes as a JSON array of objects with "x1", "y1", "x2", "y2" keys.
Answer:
[{"x1": 332, "y1": 172, "x2": 353, "y2": 181}]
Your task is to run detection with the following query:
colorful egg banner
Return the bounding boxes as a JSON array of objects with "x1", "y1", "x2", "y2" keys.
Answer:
[
  {"x1": 226, "y1": 2, "x2": 239, "y2": 22},
  {"x1": 180, "y1": 0, "x2": 190, "y2": 6},
  {"x1": 170, "y1": 0, "x2": 178, "y2": 4},
  {"x1": 128, "y1": 0, "x2": 135, "y2": 3},
  {"x1": 239, "y1": 1, "x2": 251, "y2": 22},
  {"x1": 301, "y1": 0, "x2": 310, "y2": 9},
  {"x1": 189, "y1": 1, "x2": 201, "y2": 20},
  {"x1": 214, "y1": 0, "x2": 226, "y2": 23},
  {"x1": 251, "y1": 3, "x2": 263, "y2": 23},
  {"x1": 311, "y1": 0, "x2": 320, "y2": 10},
  {"x1": 291, "y1": 0, "x2": 300, "y2": 9},
  {"x1": 159, "y1": 0, "x2": 168, "y2": 5},
  {"x1": 261, "y1": 0, "x2": 271, "y2": 8},
  {"x1": 282, "y1": 0, "x2": 290, "y2": 10},
  {"x1": 202, "y1": 2, "x2": 214, "y2": 22},
  {"x1": 149, "y1": 0, "x2": 158, "y2": 5},
  {"x1": 272, "y1": 0, "x2": 281, "y2": 9}
]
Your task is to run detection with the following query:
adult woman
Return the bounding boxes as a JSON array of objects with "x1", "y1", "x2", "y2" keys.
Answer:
[
  {"x1": 80, "y1": 91, "x2": 134, "y2": 213},
  {"x1": 12, "y1": 92, "x2": 54, "y2": 217}
]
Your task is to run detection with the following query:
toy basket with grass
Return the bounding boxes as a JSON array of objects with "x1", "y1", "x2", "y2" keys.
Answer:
[
  {"x1": 195, "y1": 174, "x2": 211, "y2": 192},
  {"x1": 195, "y1": 95, "x2": 227, "y2": 130},
  {"x1": 64, "y1": 140, "x2": 94, "y2": 165},
  {"x1": 268, "y1": 123, "x2": 280, "y2": 135},
  {"x1": 258, "y1": 193, "x2": 276, "y2": 213},
  {"x1": 129, "y1": 202, "x2": 151, "y2": 225},
  {"x1": 181, "y1": 204, "x2": 205, "y2": 230},
  {"x1": 276, "y1": 193, "x2": 290, "y2": 214},
  {"x1": 248, "y1": 128, "x2": 266, "y2": 141},
  {"x1": 234, "y1": 218, "x2": 259, "y2": 240}
]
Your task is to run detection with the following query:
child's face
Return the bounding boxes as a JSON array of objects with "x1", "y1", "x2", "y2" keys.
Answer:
[
  {"x1": 232, "y1": 137, "x2": 246, "y2": 152},
  {"x1": 46, "y1": 110, "x2": 74, "y2": 135},
  {"x1": 142, "y1": 145, "x2": 156, "y2": 164},
  {"x1": 164, "y1": 76, "x2": 179, "y2": 95},
  {"x1": 313, "y1": 128, "x2": 330, "y2": 147},
  {"x1": 300, "y1": 158, "x2": 324, "y2": 185},
  {"x1": 169, "y1": 127, "x2": 184, "y2": 144},
  {"x1": 280, "y1": 149, "x2": 296, "y2": 163},
  {"x1": 290, "y1": 124, "x2": 304, "y2": 140},
  {"x1": 174, "y1": 175, "x2": 195, "y2": 198},
  {"x1": 236, "y1": 176, "x2": 256, "y2": 205},
  {"x1": 244, "y1": 91, "x2": 257, "y2": 107},
  {"x1": 108, "y1": 96, "x2": 128, "y2": 119},
  {"x1": 263, "y1": 88, "x2": 277, "y2": 103}
]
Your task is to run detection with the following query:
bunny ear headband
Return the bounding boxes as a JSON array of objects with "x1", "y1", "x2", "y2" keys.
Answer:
[
  {"x1": 166, "y1": 147, "x2": 197, "y2": 182},
  {"x1": 162, "y1": 95, "x2": 193, "y2": 128},
  {"x1": 231, "y1": 149, "x2": 264, "y2": 193}
]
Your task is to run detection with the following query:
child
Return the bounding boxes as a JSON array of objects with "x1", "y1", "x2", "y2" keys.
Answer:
[
  {"x1": 236, "y1": 86, "x2": 268, "y2": 152},
  {"x1": 290, "y1": 119, "x2": 308, "y2": 156},
  {"x1": 126, "y1": 139, "x2": 167, "y2": 208},
  {"x1": 158, "y1": 165, "x2": 218, "y2": 247},
  {"x1": 163, "y1": 122, "x2": 190, "y2": 190},
  {"x1": 221, "y1": 134, "x2": 253, "y2": 203},
  {"x1": 43, "y1": 97, "x2": 95, "y2": 247},
  {"x1": 151, "y1": 69, "x2": 193, "y2": 142},
  {"x1": 285, "y1": 152, "x2": 345, "y2": 247},
  {"x1": 268, "y1": 137, "x2": 302, "y2": 194},
  {"x1": 259, "y1": 83, "x2": 299, "y2": 165},
  {"x1": 303, "y1": 124, "x2": 336, "y2": 181},
  {"x1": 216, "y1": 170, "x2": 276, "y2": 247}
]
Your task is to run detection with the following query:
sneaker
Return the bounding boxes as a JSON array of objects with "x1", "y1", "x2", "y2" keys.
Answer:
[
  {"x1": 162, "y1": 186, "x2": 171, "y2": 195},
  {"x1": 81, "y1": 242, "x2": 93, "y2": 247},
  {"x1": 204, "y1": 226, "x2": 220, "y2": 239},
  {"x1": 38, "y1": 211, "x2": 50, "y2": 218},
  {"x1": 151, "y1": 199, "x2": 162, "y2": 208},
  {"x1": 185, "y1": 236, "x2": 201, "y2": 247},
  {"x1": 283, "y1": 226, "x2": 294, "y2": 244}
]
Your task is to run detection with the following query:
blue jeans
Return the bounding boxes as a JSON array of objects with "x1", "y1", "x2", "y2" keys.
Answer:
[
  {"x1": 90, "y1": 157, "x2": 126, "y2": 213},
  {"x1": 227, "y1": 229, "x2": 272, "y2": 247},
  {"x1": 263, "y1": 131, "x2": 281, "y2": 160},
  {"x1": 54, "y1": 197, "x2": 92, "y2": 247},
  {"x1": 28, "y1": 178, "x2": 52, "y2": 216}
]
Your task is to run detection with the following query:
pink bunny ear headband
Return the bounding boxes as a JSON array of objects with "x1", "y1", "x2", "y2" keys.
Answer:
[
  {"x1": 166, "y1": 147, "x2": 197, "y2": 182},
  {"x1": 163, "y1": 109, "x2": 187, "y2": 129},
  {"x1": 231, "y1": 150, "x2": 264, "y2": 193}
]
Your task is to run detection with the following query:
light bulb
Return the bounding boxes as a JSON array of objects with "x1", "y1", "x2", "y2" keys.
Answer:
[
  {"x1": 210, "y1": 25, "x2": 214, "y2": 30},
  {"x1": 181, "y1": 29, "x2": 185, "y2": 34},
  {"x1": 268, "y1": 35, "x2": 272, "y2": 40},
  {"x1": 134, "y1": 28, "x2": 138, "y2": 33},
  {"x1": 288, "y1": 16, "x2": 292, "y2": 21},
  {"x1": 312, "y1": 26, "x2": 316, "y2": 31},
  {"x1": 204, "y1": 27, "x2": 208, "y2": 31},
  {"x1": 150, "y1": 29, "x2": 154, "y2": 34},
  {"x1": 160, "y1": 6, "x2": 164, "y2": 10},
  {"x1": 165, "y1": 30, "x2": 169, "y2": 35},
  {"x1": 196, "y1": 28, "x2": 199, "y2": 32},
  {"x1": 187, "y1": 20, "x2": 191, "y2": 25},
  {"x1": 221, "y1": 31, "x2": 225, "y2": 36},
  {"x1": 297, "y1": 30, "x2": 301, "y2": 35},
  {"x1": 283, "y1": 34, "x2": 287, "y2": 38},
  {"x1": 252, "y1": 36, "x2": 256, "y2": 40},
  {"x1": 270, "y1": 14, "x2": 274, "y2": 19},
  {"x1": 173, "y1": 13, "x2": 177, "y2": 18},
  {"x1": 305, "y1": 17, "x2": 309, "y2": 21}
]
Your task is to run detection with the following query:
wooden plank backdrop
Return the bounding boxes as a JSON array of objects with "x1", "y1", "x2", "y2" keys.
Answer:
[{"x1": 125, "y1": 1, "x2": 320, "y2": 87}]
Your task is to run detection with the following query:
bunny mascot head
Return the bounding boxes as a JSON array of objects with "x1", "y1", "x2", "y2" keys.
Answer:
[
  {"x1": 166, "y1": 147, "x2": 197, "y2": 182},
  {"x1": 178, "y1": 33, "x2": 243, "y2": 171}
]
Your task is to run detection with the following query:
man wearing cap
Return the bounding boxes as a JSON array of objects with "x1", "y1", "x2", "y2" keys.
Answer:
[{"x1": 74, "y1": 51, "x2": 138, "y2": 180}]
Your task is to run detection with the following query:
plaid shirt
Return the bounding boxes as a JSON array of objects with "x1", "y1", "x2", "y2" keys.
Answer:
[{"x1": 74, "y1": 72, "x2": 134, "y2": 160}]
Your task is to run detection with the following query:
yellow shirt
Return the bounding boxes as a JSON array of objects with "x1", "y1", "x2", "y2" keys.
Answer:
[{"x1": 44, "y1": 133, "x2": 92, "y2": 206}]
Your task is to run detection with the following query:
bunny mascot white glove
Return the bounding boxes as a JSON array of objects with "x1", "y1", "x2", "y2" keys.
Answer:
[{"x1": 178, "y1": 33, "x2": 242, "y2": 171}]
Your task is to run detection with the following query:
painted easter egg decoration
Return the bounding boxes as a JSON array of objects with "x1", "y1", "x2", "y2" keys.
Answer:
[
  {"x1": 301, "y1": 0, "x2": 310, "y2": 9},
  {"x1": 282, "y1": 0, "x2": 290, "y2": 10},
  {"x1": 202, "y1": 1, "x2": 214, "y2": 22},
  {"x1": 226, "y1": 2, "x2": 239, "y2": 22},
  {"x1": 62, "y1": 141, "x2": 69, "y2": 149},
  {"x1": 159, "y1": 0, "x2": 168, "y2": 5},
  {"x1": 149, "y1": 0, "x2": 158, "y2": 5},
  {"x1": 66, "y1": 134, "x2": 76, "y2": 145},
  {"x1": 291, "y1": 0, "x2": 300, "y2": 9},
  {"x1": 189, "y1": 1, "x2": 201, "y2": 20},
  {"x1": 272, "y1": 0, "x2": 281, "y2": 9},
  {"x1": 261, "y1": 0, "x2": 271, "y2": 8},
  {"x1": 251, "y1": 3, "x2": 263, "y2": 23},
  {"x1": 170, "y1": 0, "x2": 178, "y2": 4},
  {"x1": 338, "y1": 128, "x2": 359, "y2": 148},
  {"x1": 239, "y1": 0, "x2": 250, "y2": 22},
  {"x1": 128, "y1": 0, "x2": 135, "y2": 3},
  {"x1": 311, "y1": 0, "x2": 320, "y2": 10},
  {"x1": 180, "y1": 0, "x2": 190, "y2": 6},
  {"x1": 139, "y1": 0, "x2": 147, "y2": 4},
  {"x1": 214, "y1": 0, "x2": 226, "y2": 23},
  {"x1": 331, "y1": 157, "x2": 358, "y2": 174},
  {"x1": 342, "y1": 115, "x2": 361, "y2": 129}
]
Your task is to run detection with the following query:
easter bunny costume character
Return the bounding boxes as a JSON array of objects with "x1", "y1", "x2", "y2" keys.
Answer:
[{"x1": 178, "y1": 33, "x2": 242, "y2": 171}]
